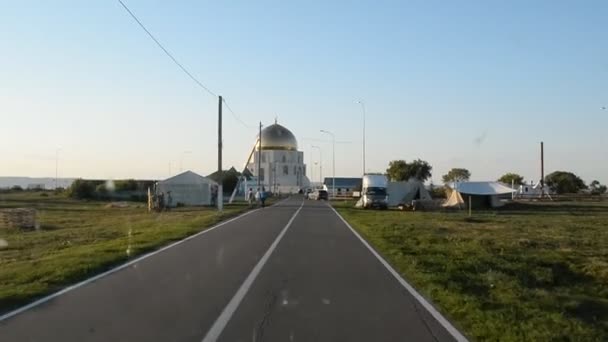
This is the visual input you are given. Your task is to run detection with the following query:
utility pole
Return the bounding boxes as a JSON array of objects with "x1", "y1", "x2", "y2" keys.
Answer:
[
  {"x1": 258, "y1": 122, "x2": 262, "y2": 191},
  {"x1": 55, "y1": 148, "x2": 61, "y2": 190},
  {"x1": 540, "y1": 141, "x2": 544, "y2": 199},
  {"x1": 217, "y1": 96, "x2": 223, "y2": 211}
]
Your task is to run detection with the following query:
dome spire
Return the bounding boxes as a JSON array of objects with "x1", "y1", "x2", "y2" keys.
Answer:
[{"x1": 274, "y1": 116, "x2": 278, "y2": 125}]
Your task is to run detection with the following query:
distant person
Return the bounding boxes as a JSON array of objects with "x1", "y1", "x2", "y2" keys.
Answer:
[
  {"x1": 247, "y1": 188, "x2": 254, "y2": 207},
  {"x1": 260, "y1": 187, "x2": 267, "y2": 208},
  {"x1": 166, "y1": 191, "x2": 172, "y2": 211},
  {"x1": 159, "y1": 192, "x2": 165, "y2": 211},
  {"x1": 255, "y1": 188, "x2": 261, "y2": 207},
  {"x1": 211, "y1": 185, "x2": 217, "y2": 206}
]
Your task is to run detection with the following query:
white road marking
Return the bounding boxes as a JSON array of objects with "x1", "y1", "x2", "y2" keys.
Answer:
[
  {"x1": 202, "y1": 200, "x2": 304, "y2": 342},
  {"x1": 330, "y1": 205, "x2": 469, "y2": 342},
  {"x1": 0, "y1": 199, "x2": 291, "y2": 323}
]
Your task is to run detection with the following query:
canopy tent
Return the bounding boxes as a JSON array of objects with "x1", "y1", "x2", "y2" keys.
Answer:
[
  {"x1": 386, "y1": 179, "x2": 432, "y2": 207},
  {"x1": 443, "y1": 181, "x2": 516, "y2": 209},
  {"x1": 156, "y1": 171, "x2": 217, "y2": 206},
  {"x1": 443, "y1": 189, "x2": 465, "y2": 208}
]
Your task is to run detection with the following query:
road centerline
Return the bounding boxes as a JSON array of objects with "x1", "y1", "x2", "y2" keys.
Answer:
[{"x1": 202, "y1": 199, "x2": 304, "y2": 342}]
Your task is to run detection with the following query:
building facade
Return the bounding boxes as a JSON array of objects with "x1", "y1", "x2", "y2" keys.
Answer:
[{"x1": 247, "y1": 122, "x2": 309, "y2": 194}]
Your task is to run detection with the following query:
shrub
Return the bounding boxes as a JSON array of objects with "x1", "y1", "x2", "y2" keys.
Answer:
[
  {"x1": 115, "y1": 179, "x2": 138, "y2": 192},
  {"x1": 67, "y1": 179, "x2": 96, "y2": 199}
]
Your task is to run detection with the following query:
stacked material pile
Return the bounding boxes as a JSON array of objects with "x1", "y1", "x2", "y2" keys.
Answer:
[{"x1": 0, "y1": 208, "x2": 37, "y2": 230}]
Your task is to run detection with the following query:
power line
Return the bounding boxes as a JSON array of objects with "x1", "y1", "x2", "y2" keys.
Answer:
[
  {"x1": 117, "y1": 0, "x2": 217, "y2": 98},
  {"x1": 222, "y1": 97, "x2": 254, "y2": 129},
  {"x1": 301, "y1": 137, "x2": 353, "y2": 144}
]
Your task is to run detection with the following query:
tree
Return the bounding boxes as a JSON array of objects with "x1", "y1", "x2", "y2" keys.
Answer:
[
  {"x1": 498, "y1": 173, "x2": 524, "y2": 186},
  {"x1": 386, "y1": 159, "x2": 432, "y2": 182},
  {"x1": 544, "y1": 171, "x2": 586, "y2": 194},
  {"x1": 67, "y1": 179, "x2": 96, "y2": 199},
  {"x1": 386, "y1": 160, "x2": 407, "y2": 181},
  {"x1": 114, "y1": 179, "x2": 138, "y2": 192},
  {"x1": 10, "y1": 185, "x2": 23, "y2": 192},
  {"x1": 589, "y1": 180, "x2": 607, "y2": 195},
  {"x1": 442, "y1": 168, "x2": 471, "y2": 184}
]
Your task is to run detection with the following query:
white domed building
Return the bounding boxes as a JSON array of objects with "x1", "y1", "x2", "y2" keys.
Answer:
[{"x1": 247, "y1": 121, "x2": 309, "y2": 194}]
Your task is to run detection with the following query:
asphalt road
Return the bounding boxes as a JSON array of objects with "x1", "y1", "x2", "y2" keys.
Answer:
[{"x1": 0, "y1": 196, "x2": 464, "y2": 342}]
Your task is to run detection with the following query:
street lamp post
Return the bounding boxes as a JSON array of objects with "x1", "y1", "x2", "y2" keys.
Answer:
[
  {"x1": 357, "y1": 100, "x2": 366, "y2": 176},
  {"x1": 55, "y1": 148, "x2": 61, "y2": 190},
  {"x1": 311, "y1": 145, "x2": 322, "y2": 187},
  {"x1": 320, "y1": 130, "x2": 335, "y2": 198}
]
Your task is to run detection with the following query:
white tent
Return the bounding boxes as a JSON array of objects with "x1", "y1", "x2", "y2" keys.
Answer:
[
  {"x1": 443, "y1": 181, "x2": 516, "y2": 208},
  {"x1": 386, "y1": 179, "x2": 432, "y2": 207},
  {"x1": 443, "y1": 189, "x2": 465, "y2": 208},
  {"x1": 157, "y1": 171, "x2": 217, "y2": 206}
]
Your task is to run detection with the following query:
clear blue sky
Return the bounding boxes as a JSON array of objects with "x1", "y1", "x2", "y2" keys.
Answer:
[{"x1": 1, "y1": 0, "x2": 606, "y2": 184}]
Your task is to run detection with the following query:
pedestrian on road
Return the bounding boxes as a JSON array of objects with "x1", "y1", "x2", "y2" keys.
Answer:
[
  {"x1": 260, "y1": 187, "x2": 267, "y2": 208},
  {"x1": 247, "y1": 188, "x2": 254, "y2": 207},
  {"x1": 255, "y1": 188, "x2": 261, "y2": 207}
]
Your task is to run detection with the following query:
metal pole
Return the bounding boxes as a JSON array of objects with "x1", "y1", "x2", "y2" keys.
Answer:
[
  {"x1": 55, "y1": 148, "x2": 60, "y2": 190},
  {"x1": 332, "y1": 135, "x2": 335, "y2": 198},
  {"x1": 217, "y1": 96, "x2": 223, "y2": 211},
  {"x1": 312, "y1": 145, "x2": 322, "y2": 186},
  {"x1": 311, "y1": 161, "x2": 314, "y2": 188},
  {"x1": 319, "y1": 148, "x2": 323, "y2": 185},
  {"x1": 540, "y1": 141, "x2": 544, "y2": 198}
]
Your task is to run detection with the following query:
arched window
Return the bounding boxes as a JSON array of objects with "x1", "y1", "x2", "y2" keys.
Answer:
[
  {"x1": 283, "y1": 165, "x2": 289, "y2": 175},
  {"x1": 282, "y1": 155, "x2": 286, "y2": 163}
]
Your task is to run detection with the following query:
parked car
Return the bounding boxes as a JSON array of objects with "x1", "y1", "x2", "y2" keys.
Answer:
[{"x1": 310, "y1": 189, "x2": 328, "y2": 200}]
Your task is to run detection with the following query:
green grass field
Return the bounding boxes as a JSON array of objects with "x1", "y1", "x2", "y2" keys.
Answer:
[
  {"x1": 0, "y1": 191, "x2": 265, "y2": 314},
  {"x1": 334, "y1": 201, "x2": 608, "y2": 341}
]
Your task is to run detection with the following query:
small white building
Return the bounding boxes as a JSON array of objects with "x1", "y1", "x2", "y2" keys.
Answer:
[
  {"x1": 156, "y1": 171, "x2": 217, "y2": 206},
  {"x1": 516, "y1": 180, "x2": 553, "y2": 198}
]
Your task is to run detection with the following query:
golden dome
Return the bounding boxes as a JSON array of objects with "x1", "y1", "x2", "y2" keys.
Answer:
[{"x1": 258, "y1": 123, "x2": 298, "y2": 151}]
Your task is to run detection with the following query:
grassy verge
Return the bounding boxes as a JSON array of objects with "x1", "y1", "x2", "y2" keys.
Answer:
[
  {"x1": 0, "y1": 192, "x2": 269, "y2": 314},
  {"x1": 334, "y1": 201, "x2": 608, "y2": 341}
]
